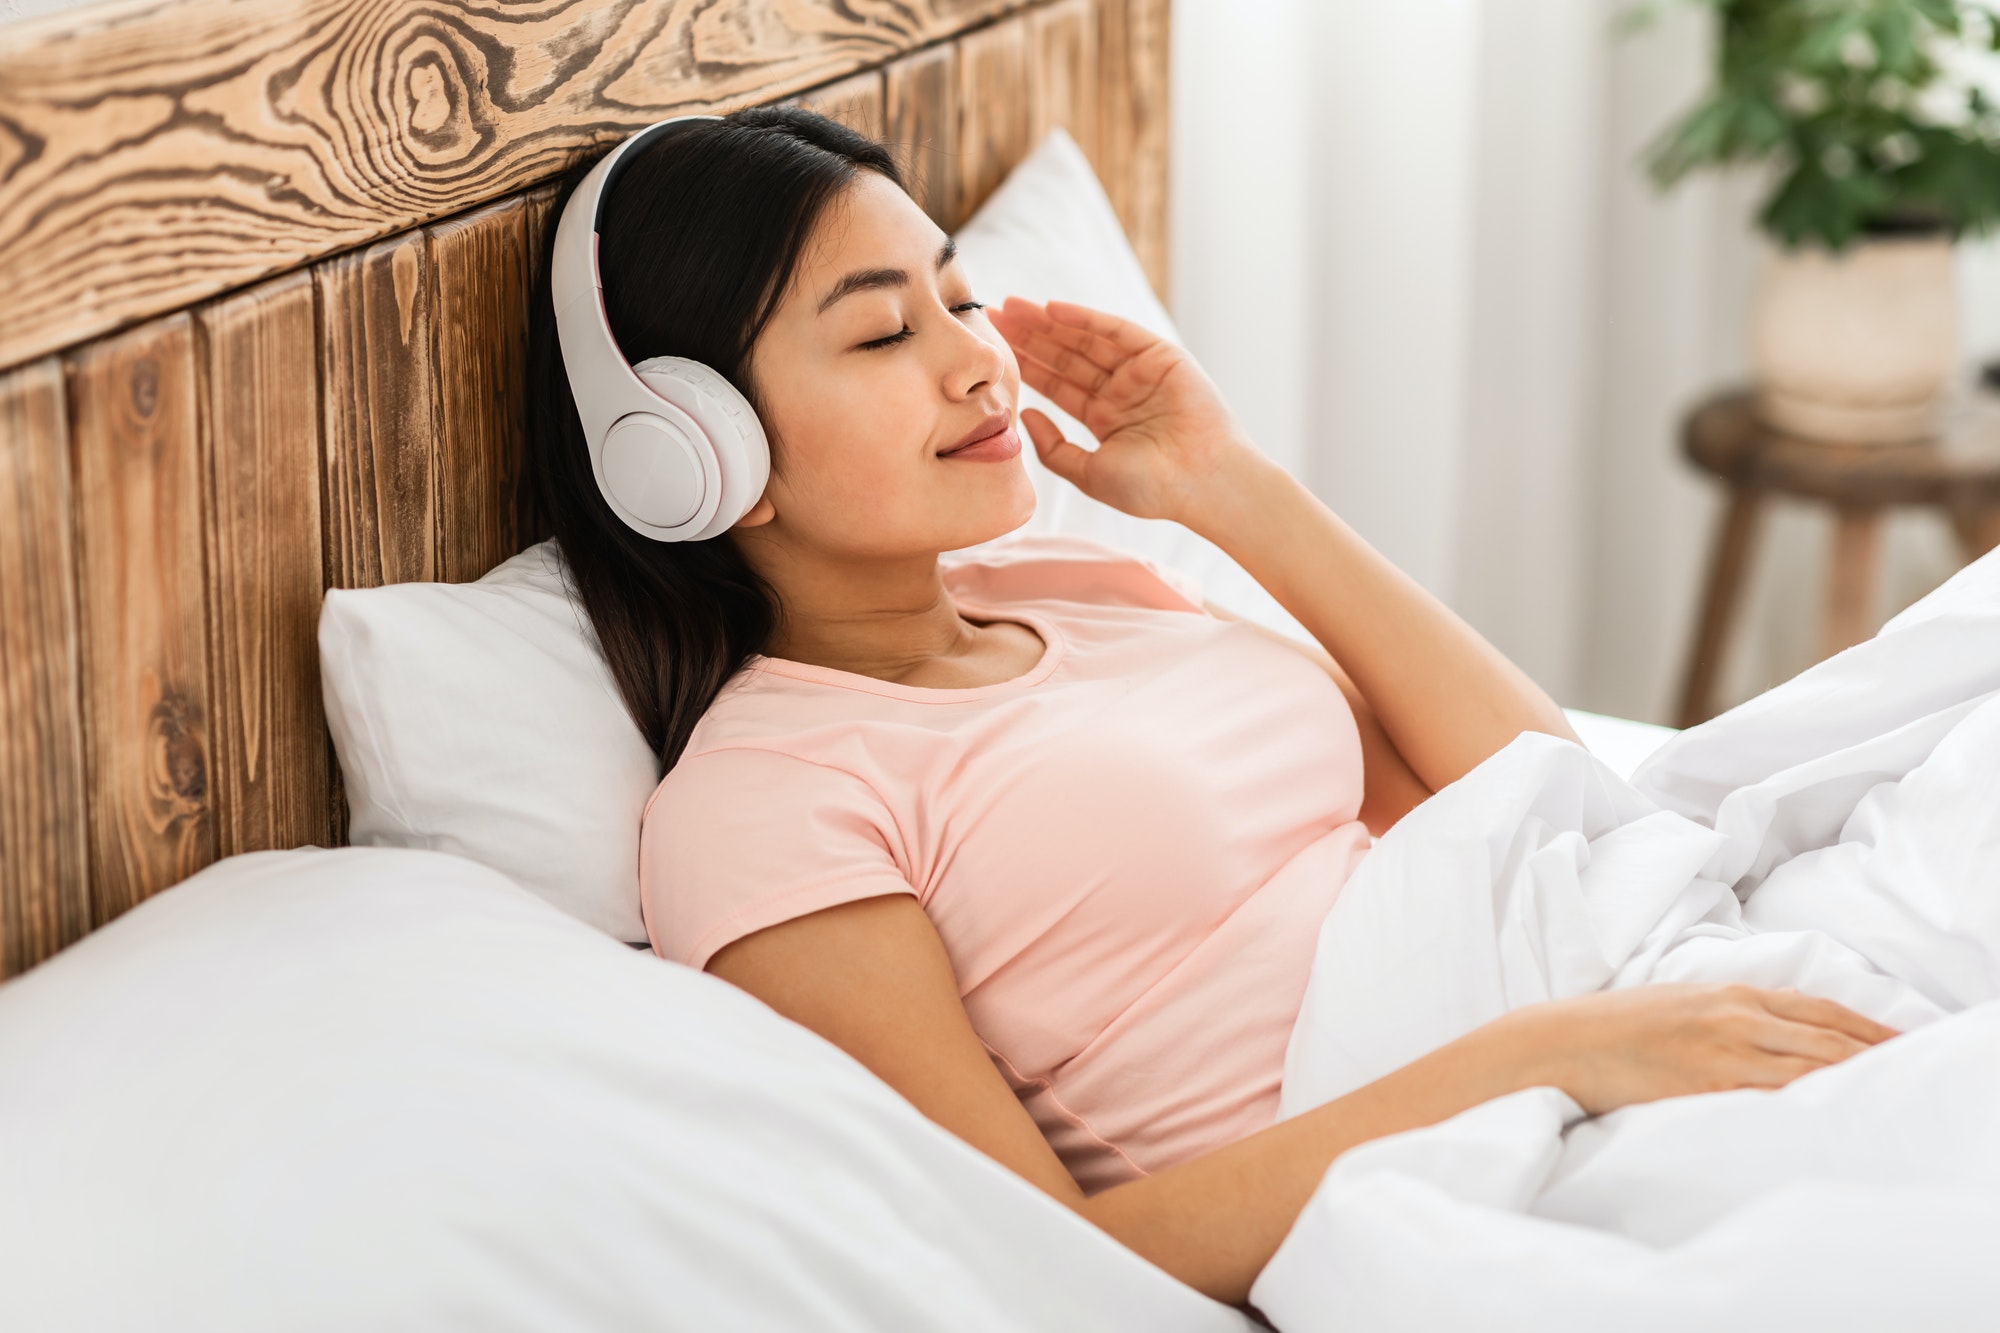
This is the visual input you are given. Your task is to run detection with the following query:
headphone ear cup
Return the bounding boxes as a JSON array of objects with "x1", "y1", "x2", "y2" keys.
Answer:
[{"x1": 631, "y1": 356, "x2": 771, "y2": 540}]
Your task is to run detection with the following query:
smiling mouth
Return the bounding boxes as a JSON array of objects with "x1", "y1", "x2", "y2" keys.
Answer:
[
  {"x1": 937, "y1": 420, "x2": 1021, "y2": 462},
  {"x1": 940, "y1": 412, "x2": 1014, "y2": 457}
]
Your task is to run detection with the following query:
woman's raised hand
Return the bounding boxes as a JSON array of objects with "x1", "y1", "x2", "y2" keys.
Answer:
[
  {"x1": 988, "y1": 297, "x2": 1261, "y2": 525},
  {"x1": 1500, "y1": 982, "x2": 1899, "y2": 1117}
]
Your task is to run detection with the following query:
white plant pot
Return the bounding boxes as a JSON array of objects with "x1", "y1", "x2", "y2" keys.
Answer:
[{"x1": 1751, "y1": 233, "x2": 1959, "y2": 444}]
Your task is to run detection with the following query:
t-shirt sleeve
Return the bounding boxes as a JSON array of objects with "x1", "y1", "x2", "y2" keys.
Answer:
[{"x1": 639, "y1": 747, "x2": 918, "y2": 970}]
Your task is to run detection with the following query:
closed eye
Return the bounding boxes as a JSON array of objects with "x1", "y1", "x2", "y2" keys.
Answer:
[{"x1": 858, "y1": 300, "x2": 988, "y2": 351}]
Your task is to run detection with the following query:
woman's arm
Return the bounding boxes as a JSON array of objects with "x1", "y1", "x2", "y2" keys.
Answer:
[
  {"x1": 1189, "y1": 461, "x2": 1575, "y2": 790},
  {"x1": 991, "y1": 298, "x2": 1576, "y2": 792},
  {"x1": 710, "y1": 895, "x2": 1894, "y2": 1309}
]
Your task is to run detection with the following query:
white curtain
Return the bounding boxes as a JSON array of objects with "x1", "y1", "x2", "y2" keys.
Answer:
[{"x1": 1171, "y1": 0, "x2": 2000, "y2": 723}]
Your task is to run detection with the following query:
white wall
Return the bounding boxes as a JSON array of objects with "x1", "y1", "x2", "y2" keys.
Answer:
[{"x1": 1170, "y1": 0, "x2": 2000, "y2": 723}]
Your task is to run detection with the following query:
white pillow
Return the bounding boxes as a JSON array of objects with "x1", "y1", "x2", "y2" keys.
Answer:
[
  {"x1": 319, "y1": 128, "x2": 1283, "y2": 942},
  {"x1": 0, "y1": 848, "x2": 1249, "y2": 1332},
  {"x1": 319, "y1": 542, "x2": 658, "y2": 941}
]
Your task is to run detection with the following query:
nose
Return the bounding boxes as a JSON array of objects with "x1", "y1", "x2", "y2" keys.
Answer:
[{"x1": 940, "y1": 308, "x2": 1008, "y2": 402}]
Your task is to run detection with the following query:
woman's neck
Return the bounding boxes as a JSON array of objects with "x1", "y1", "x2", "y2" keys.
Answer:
[{"x1": 746, "y1": 541, "x2": 980, "y2": 683}]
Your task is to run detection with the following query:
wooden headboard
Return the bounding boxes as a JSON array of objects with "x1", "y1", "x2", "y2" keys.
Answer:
[{"x1": 0, "y1": 0, "x2": 1170, "y2": 980}]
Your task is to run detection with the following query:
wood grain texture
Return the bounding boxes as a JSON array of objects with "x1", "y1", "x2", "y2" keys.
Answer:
[
  {"x1": 0, "y1": 0, "x2": 1032, "y2": 374},
  {"x1": 0, "y1": 359, "x2": 90, "y2": 977},
  {"x1": 318, "y1": 231, "x2": 441, "y2": 589},
  {"x1": 0, "y1": 0, "x2": 1174, "y2": 959},
  {"x1": 1094, "y1": 0, "x2": 1171, "y2": 299},
  {"x1": 197, "y1": 271, "x2": 330, "y2": 855},
  {"x1": 789, "y1": 68, "x2": 887, "y2": 141},
  {"x1": 516, "y1": 181, "x2": 562, "y2": 548},
  {"x1": 1030, "y1": 0, "x2": 1099, "y2": 167},
  {"x1": 956, "y1": 14, "x2": 1035, "y2": 226},
  {"x1": 884, "y1": 43, "x2": 960, "y2": 228},
  {"x1": 67, "y1": 315, "x2": 216, "y2": 924},
  {"x1": 429, "y1": 195, "x2": 535, "y2": 583}
]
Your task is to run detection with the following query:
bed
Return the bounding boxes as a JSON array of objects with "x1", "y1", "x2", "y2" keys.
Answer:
[{"x1": 14, "y1": 4, "x2": 1993, "y2": 1331}]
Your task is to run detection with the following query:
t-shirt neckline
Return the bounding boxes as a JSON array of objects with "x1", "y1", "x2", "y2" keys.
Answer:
[{"x1": 746, "y1": 597, "x2": 1066, "y2": 703}]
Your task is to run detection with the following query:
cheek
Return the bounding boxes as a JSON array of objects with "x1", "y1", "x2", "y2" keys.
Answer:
[{"x1": 763, "y1": 359, "x2": 930, "y2": 506}]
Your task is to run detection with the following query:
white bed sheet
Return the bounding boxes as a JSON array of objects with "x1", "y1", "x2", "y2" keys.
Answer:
[
  {"x1": 1253, "y1": 552, "x2": 2000, "y2": 1330},
  {"x1": 1563, "y1": 708, "x2": 1676, "y2": 780}
]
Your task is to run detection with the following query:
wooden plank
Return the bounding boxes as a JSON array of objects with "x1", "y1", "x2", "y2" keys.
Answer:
[
  {"x1": 1095, "y1": 0, "x2": 1172, "y2": 300},
  {"x1": 1030, "y1": 0, "x2": 1099, "y2": 166},
  {"x1": 0, "y1": 359, "x2": 91, "y2": 976},
  {"x1": 790, "y1": 69, "x2": 887, "y2": 141},
  {"x1": 884, "y1": 43, "x2": 960, "y2": 229},
  {"x1": 318, "y1": 231, "x2": 441, "y2": 590},
  {"x1": 516, "y1": 182, "x2": 562, "y2": 550},
  {"x1": 67, "y1": 314, "x2": 216, "y2": 924},
  {"x1": 0, "y1": 0, "x2": 1031, "y2": 374},
  {"x1": 428, "y1": 195, "x2": 536, "y2": 584},
  {"x1": 956, "y1": 15, "x2": 1035, "y2": 226},
  {"x1": 196, "y1": 271, "x2": 330, "y2": 855}
]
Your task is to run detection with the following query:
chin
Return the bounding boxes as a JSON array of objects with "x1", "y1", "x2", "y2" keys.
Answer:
[{"x1": 943, "y1": 490, "x2": 1036, "y2": 554}]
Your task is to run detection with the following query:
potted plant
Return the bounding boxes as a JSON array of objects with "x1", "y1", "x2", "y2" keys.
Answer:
[{"x1": 1643, "y1": 0, "x2": 2000, "y2": 443}]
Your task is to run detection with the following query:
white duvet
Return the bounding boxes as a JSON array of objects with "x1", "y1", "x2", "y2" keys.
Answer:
[{"x1": 1252, "y1": 551, "x2": 2000, "y2": 1332}]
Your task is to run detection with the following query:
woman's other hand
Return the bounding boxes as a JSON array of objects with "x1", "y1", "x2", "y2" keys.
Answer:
[
  {"x1": 987, "y1": 297, "x2": 1265, "y2": 525},
  {"x1": 1499, "y1": 982, "x2": 1899, "y2": 1116}
]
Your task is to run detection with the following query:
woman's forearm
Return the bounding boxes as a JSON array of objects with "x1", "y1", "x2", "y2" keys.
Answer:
[
  {"x1": 1183, "y1": 453, "x2": 1575, "y2": 790},
  {"x1": 1077, "y1": 1016, "x2": 1558, "y2": 1306}
]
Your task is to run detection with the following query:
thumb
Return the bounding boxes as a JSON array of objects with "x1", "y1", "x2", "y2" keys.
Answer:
[{"x1": 1021, "y1": 408, "x2": 1092, "y2": 489}]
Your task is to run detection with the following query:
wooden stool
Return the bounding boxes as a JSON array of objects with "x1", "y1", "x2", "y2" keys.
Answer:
[{"x1": 1676, "y1": 389, "x2": 2000, "y2": 728}]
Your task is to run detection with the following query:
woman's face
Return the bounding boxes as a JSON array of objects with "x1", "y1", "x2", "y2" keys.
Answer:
[{"x1": 737, "y1": 170, "x2": 1035, "y2": 558}]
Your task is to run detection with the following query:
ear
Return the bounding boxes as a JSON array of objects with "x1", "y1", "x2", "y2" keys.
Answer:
[{"x1": 731, "y1": 491, "x2": 777, "y2": 529}]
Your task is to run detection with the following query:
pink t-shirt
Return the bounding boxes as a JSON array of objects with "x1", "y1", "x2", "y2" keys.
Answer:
[{"x1": 639, "y1": 533, "x2": 1371, "y2": 1193}]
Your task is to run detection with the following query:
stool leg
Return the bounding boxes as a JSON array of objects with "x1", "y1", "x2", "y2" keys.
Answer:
[
  {"x1": 1821, "y1": 505, "x2": 1884, "y2": 659},
  {"x1": 1677, "y1": 489, "x2": 1762, "y2": 728},
  {"x1": 1948, "y1": 502, "x2": 2000, "y2": 563}
]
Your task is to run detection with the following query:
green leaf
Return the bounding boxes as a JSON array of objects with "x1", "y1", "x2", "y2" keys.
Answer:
[
  {"x1": 1762, "y1": 154, "x2": 1895, "y2": 248},
  {"x1": 1868, "y1": 11, "x2": 1920, "y2": 77},
  {"x1": 1796, "y1": 12, "x2": 1865, "y2": 70}
]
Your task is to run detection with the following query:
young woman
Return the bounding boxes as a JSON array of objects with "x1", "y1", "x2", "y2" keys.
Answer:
[{"x1": 526, "y1": 108, "x2": 1894, "y2": 1308}]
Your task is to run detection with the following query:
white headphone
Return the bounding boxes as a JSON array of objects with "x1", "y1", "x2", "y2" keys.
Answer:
[{"x1": 551, "y1": 115, "x2": 771, "y2": 542}]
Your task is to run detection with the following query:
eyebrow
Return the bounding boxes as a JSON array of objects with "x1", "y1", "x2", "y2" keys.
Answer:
[{"x1": 816, "y1": 238, "x2": 959, "y2": 314}]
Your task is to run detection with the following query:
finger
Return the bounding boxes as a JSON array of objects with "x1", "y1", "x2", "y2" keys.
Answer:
[
  {"x1": 1044, "y1": 300, "x2": 1162, "y2": 356},
  {"x1": 1010, "y1": 309, "x2": 1135, "y2": 376},
  {"x1": 1748, "y1": 1016, "x2": 1872, "y2": 1065},
  {"x1": 1730, "y1": 1052, "x2": 1827, "y2": 1091},
  {"x1": 1035, "y1": 316, "x2": 1152, "y2": 381},
  {"x1": 992, "y1": 297, "x2": 1124, "y2": 377},
  {"x1": 1012, "y1": 354, "x2": 1096, "y2": 424},
  {"x1": 986, "y1": 297, "x2": 1049, "y2": 340},
  {"x1": 1006, "y1": 320, "x2": 1126, "y2": 381},
  {"x1": 1019, "y1": 408, "x2": 1092, "y2": 487},
  {"x1": 990, "y1": 297, "x2": 1069, "y2": 347},
  {"x1": 1002, "y1": 328, "x2": 1114, "y2": 394},
  {"x1": 1755, "y1": 988, "x2": 1899, "y2": 1045}
]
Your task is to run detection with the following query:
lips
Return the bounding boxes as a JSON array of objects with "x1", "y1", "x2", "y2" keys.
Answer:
[{"x1": 939, "y1": 411, "x2": 1014, "y2": 457}]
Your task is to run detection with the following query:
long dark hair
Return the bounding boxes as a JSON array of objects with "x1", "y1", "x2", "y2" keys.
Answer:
[{"x1": 526, "y1": 108, "x2": 902, "y2": 774}]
